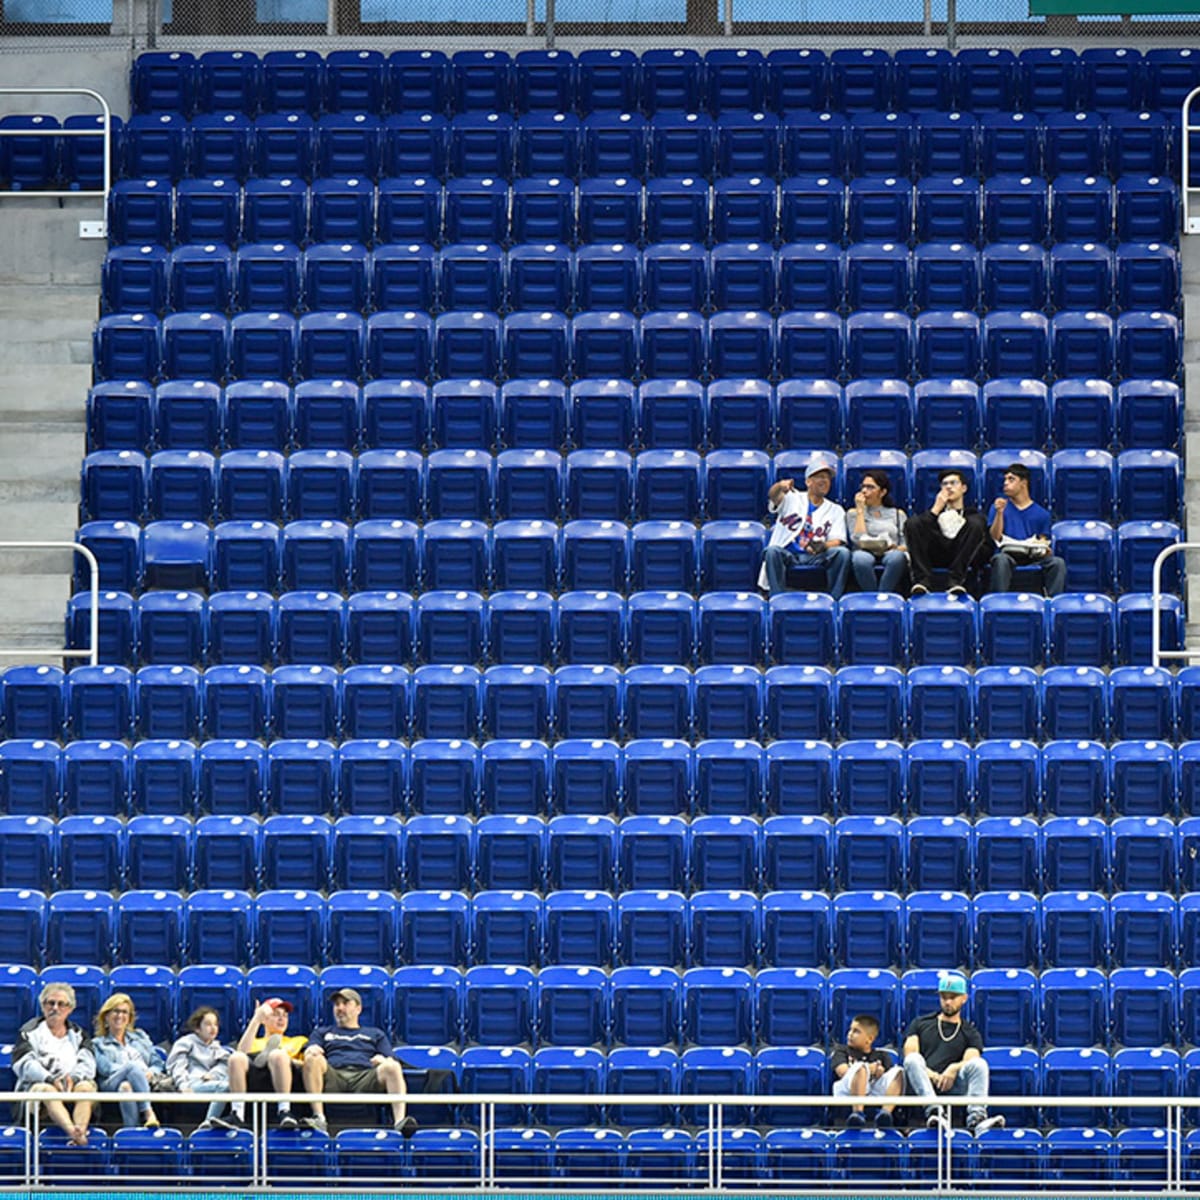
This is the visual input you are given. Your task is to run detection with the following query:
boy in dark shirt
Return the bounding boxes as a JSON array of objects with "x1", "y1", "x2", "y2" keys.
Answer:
[
  {"x1": 830, "y1": 1014, "x2": 903, "y2": 1129},
  {"x1": 902, "y1": 973, "x2": 1003, "y2": 1135}
]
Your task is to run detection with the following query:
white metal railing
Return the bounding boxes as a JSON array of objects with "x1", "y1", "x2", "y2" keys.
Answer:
[
  {"x1": 0, "y1": 87, "x2": 113, "y2": 226},
  {"x1": 4, "y1": 1089, "x2": 1200, "y2": 1192},
  {"x1": 1183, "y1": 86, "x2": 1200, "y2": 235},
  {"x1": 1151, "y1": 541, "x2": 1195, "y2": 667},
  {"x1": 0, "y1": 542, "x2": 98, "y2": 668}
]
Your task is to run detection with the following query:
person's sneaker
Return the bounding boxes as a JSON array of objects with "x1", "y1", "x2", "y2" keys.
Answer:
[
  {"x1": 845, "y1": 1112, "x2": 866, "y2": 1129},
  {"x1": 926, "y1": 1112, "x2": 949, "y2": 1132},
  {"x1": 302, "y1": 1116, "x2": 328, "y2": 1134},
  {"x1": 253, "y1": 1033, "x2": 283, "y2": 1069},
  {"x1": 947, "y1": 584, "x2": 968, "y2": 598},
  {"x1": 212, "y1": 1114, "x2": 245, "y2": 1131},
  {"x1": 969, "y1": 1115, "x2": 1006, "y2": 1135},
  {"x1": 910, "y1": 583, "x2": 929, "y2": 597},
  {"x1": 195, "y1": 1120, "x2": 214, "y2": 1133},
  {"x1": 278, "y1": 1113, "x2": 299, "y2": 1131},
  {"x1": 395, "y1": 1116, "x2": 419, "y2": 1139},
  {"x1": 874, "y1": 1111, "x2": 893, "y2": 1129}
]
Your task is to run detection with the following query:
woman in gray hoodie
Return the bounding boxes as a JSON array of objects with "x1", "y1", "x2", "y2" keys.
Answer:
[{"x1": 166, "y1": 1007, "x2": 232, "y2": 1129}]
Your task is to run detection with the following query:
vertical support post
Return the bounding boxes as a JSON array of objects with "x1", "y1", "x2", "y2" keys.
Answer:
[
  {"x1": 526, "y1": 0, "x2": 536, "y2": 39},
  {"x1": 723, "y1": 0, "x2": 732, "y2": 37},
  {"x1": 923, "y1": 0, "x2": 931, "y2": 36},
  {"x1": 946, "y1": 0, "x2": 956, "y2": 49},
  {"x1": 326, "y1": 0, "x2": 337, "y2": 36},
  {"x1": 545, "y1": 0, "x2": 555, "y2": 49}
]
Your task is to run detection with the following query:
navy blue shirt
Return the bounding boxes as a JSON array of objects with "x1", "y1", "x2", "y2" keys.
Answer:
[
  {"x1": 987, "y1": 499, "x2": 1052, "y2": 542},
  {"x1": 308, "y1": 1024, "x2": 392, "y2": 1070}
]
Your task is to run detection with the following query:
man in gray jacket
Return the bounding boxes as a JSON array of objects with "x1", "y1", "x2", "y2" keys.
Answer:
[{"x1": 14, "y1": 983, "x2": 97, "y2": 1145}]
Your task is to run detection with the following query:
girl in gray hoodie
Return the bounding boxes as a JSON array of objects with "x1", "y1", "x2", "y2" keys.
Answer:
[{"x1": 166, "y1": 1007, "x2": 232, "y2": 1128}]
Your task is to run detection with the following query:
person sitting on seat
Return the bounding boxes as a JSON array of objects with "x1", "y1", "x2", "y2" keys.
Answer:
[
  {"x1": 849, "y1": 469, "x2": 909, "y2": 595},
  {"x1": 14, "y1": 983, "x2": 97, "y2": 1145},
  {"x1": 759, "y1": 458, "x2": 850, "y2": 599},
  {"x1": 301, "y1": 988, "x2": 416, "y2": 1137},
  {"x1": 831, "y1": 1014, "x2": 903, "y2": 1129},
  {"x1": 167, "y1": 1006, "x2": 232, "y2": 1131},
  {"x1": 225, "y1": 998, "x2": 307, "y2": 1130},
  {"x1": 92, "y1": 992, "x2": 167, "y2": 1129},
  {"x1": 987, "y1": 461, "x2": 1066, "y2": 597},
  {"x1": 902, "y1": 972, "x2": 1004, "y2": 1135},
  {"x1": 904, "y1": 469, "x2": 989, "y2": 597}
]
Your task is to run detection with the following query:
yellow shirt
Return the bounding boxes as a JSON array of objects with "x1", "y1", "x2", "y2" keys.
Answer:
[{"x1": 248, "y1": 1034, "x2": 307, "y2": 1064}]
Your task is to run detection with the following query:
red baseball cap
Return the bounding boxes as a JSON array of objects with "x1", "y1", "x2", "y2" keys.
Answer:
[{"x1": 263, "y1": 997, "x2": 293, "y2": 1012}]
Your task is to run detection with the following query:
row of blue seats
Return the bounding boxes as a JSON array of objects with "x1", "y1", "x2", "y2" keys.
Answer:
[
  {"x1": 60, "y1": 589, "x2": 1183, "y2": 672},
  {"x1": 11, "y1": 801, "x2": 1200, "y2": 894},
  {"x1": 84, "y1": 110, "x2": 1185, "y2": 188},
  {"x1": 99, "y1": 240, "x2": 1182, "y2": 321},
  {"x1": 86, "y1": 377, "x2": 1184, "y2": 458},
  {"x1": 7, "y1": 952, "x2": 1200, "y2": 1053},
  {"x1": 75, "y1": 516, "x2": 1176, "y2": 596},
  {"x1": 90, "y1": 307, "x2": 1185, "y2": 391},
  {"x1": 3, "y1": 1124, "x2": 1193, "y2": 1186},
  {"x1": 7, "y1": 870, "x2": 1200, "y2": 973},
  {"x1": 10, "y1": 730, "x2": 1200, "y2": 819},
  {"x1": 26, "y1": 654, "x2": 1200, "y2": 742},
  {"x1": 127, "y1": 47, "x2": 1200, "y2": 119},
  {"x1": 7, "y1": 1124, "x2": 1195, "y2": 1186},
  {"x1": 106, "y1": 174, "x2": 1181, "y2": 250},
  {"x1": 1, "y1": 955, "x2": 1197, "y2": 1052},
  {"x1": 78, "y1": 444, "x2": 1183, "y2": 527}
]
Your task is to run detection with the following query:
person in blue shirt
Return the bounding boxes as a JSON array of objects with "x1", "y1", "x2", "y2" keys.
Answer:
[
  {"x1": 987, "y1": 462, "x2": 1067, "y2": 597},
  {"x1": 300, "y1": 988, "x2": 416, "y2": 1137}
]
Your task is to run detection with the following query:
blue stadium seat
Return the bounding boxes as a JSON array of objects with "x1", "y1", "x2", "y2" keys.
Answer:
[
  {"x1": 108, "y1": 179, "x2": 172, "y2": 248},
  {"x1": 847, "y1": 178, "x2": 913, "y2": 245},
  {"x1": 834, "y1": 818, "x2": 904, "y2": 894},
  {"x1": 1116, "y1": 243, "x2": 1179, "y2": 317},
  {"x1": 1116, "y1": 174, "x2": 1178, "y2": 245},
  {"x1": 1050, "y1": 243, "x2": 1114, "y2": 315},
  {"x1": 412, "y1": 734, "x2": 477, "y2": 820}
]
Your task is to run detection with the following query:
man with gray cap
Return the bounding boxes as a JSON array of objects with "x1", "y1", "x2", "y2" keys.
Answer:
[
  {"x1": 758, "y1": 457, "x2": 850, "y2": 599},
  {"x1": 301, "y1": 988, "x2": 416, "y2": 1137},
  {"x1": 902, "y1": 972, "x2": 1003, "y2": 1135}
]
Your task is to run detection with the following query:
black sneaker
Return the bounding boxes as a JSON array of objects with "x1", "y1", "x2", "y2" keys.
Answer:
[
  {"x1": 212, "y1": 1114, "x2": 245, "y2": 1132},
  {"x1": 910, "y1": 583, "x2": 929, "y2": 597},
  {"x1": 845, "y1": 1112, "x2": 866, "y2": 1129},
  {"x1": 278, "y1": 1113, "x2": 299, "y2": 1131},
  {"x1": 395, "y1": 1116, "x2": 418, "y2": 1139},
  {"x1": 947, "y1": 584, "x2": 968, "y2": 599},
  {"x1": 874, "y1": 1111, "x2": 893, "y2": 1129}
]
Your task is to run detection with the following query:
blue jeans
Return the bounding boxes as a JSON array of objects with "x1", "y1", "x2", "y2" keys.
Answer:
[
  {"x1": 851, "y1": 549, "x2": 909, "y2": 594},
  {"x1": 104, "y1": 1062, "x2": 152, "y2": 1128},
  {"x1": 763, "y1": 544, "x2": 850, "y2": 599},
  {"x1": 990, "y1": 550, "x2": 1067, "y2": 597},
  {"x1": 903, "y1": 1053, "x2": 991, "y2": 1126},
  {"x1": 189, "y1": 1079, "x2": 228, "y2": 1122}
]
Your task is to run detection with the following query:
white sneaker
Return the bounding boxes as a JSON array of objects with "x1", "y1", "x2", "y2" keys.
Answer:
[
  {"x1": 970, "y1": 1115, "x2": 1006, "y2": 1135},
  {"x1": 925, "y1": 1112, "x2": 949, "y2": 1132}
]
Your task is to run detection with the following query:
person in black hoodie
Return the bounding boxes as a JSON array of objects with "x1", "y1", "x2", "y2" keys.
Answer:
[
  {"x1": 14, "y1": 983, "x2": 97, "y2": 1145},
  {"x1": 904, "y1": 469, "x2": 989, "y2": 597}
]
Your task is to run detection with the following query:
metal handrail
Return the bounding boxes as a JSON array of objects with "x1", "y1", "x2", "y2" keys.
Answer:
[
  {"x1": 7, "y1": 1088, "x2": 1200, "y2": 1192},
  {"x1": 0, "y1": 542, "x2": 98, "y2": 667},
  {"x1": 1183, "y1": 85, "x2": 1200, "y2": 234},
  {"x1": 0, "y1": 87, "x2": 113, "y2": 211},
  {"x1": 1151, "y1": 540, "x2": 1195, "y2": 666}
]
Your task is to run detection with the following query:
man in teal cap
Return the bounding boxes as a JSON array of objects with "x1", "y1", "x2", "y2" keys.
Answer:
[{"x1": 902, "y1": 972, "x2": 1003, "y2": 1135}]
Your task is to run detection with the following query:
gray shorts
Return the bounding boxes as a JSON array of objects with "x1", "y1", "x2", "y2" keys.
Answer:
[{"x1": 324, "y1": 1065, "x2": 382, "y2": 1095}]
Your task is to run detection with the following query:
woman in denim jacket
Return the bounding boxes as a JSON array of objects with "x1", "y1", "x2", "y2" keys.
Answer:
[{"x1": 92, "y1": 993, "x2": 167, "y2": 1128}]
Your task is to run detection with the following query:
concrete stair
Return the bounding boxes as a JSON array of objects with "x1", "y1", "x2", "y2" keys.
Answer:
[{"x1": 0, "y1": 211, "x2": 104, "y2": 661}]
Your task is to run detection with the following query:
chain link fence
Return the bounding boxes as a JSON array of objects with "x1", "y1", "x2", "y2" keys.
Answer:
[{"x1": 5, "y1": 0, "x2": 1200, "y2": 50}]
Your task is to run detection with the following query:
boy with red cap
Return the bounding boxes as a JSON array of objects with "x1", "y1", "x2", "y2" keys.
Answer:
[{"x1": 223, "y1": 998, "x2": 308, "y2": 1129}]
